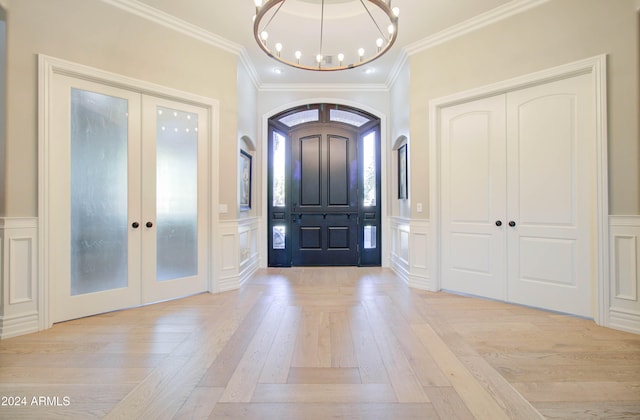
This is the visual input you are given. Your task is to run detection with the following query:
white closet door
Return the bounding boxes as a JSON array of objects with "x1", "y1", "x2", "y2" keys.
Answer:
[
  {"x1": 506, "y1": 73, "x2": 594, "y2": 317},
  {"x1": 50, "y1": 74, "x2": 142, "y2": 322},
  {"x1": 441, "y1": 95, "x2": 507, "y2": 300},
  {"x1": 140, "y1": 96, "x2": 209, "y2": 303}
]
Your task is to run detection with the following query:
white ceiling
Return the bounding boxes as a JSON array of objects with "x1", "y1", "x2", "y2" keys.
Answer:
[{"x1": 130, "y1": 0, "x2": 516, "y2": 86}]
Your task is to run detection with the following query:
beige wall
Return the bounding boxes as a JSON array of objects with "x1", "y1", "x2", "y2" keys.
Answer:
[
  {"x1": 389, "y1": 59, "x2": 411, "y2": 219},
  {"x1": 409, "y1": 0, "x2": 639, "y2": 217},
  {"x1": 237, "y1": 63, "x2": 259, "y2": 219},
  {"x1": 2, "y1": 0, "x2": 238, "y2": 217}
]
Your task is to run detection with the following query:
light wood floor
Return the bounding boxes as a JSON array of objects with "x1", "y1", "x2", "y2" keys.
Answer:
[{"x1": 1, "y1": 267, "x2": 639, "y2": 419}]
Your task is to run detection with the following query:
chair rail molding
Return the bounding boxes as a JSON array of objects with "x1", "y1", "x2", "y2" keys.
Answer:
[
  {"x1": 609, "y1": 215, "x2": 640, "y2": 334},
  {"x1": 0, "y1": 217, "x2": 39, "y2": 339}
]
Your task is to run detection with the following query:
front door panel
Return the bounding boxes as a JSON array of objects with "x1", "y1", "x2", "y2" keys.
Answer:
[{"x1": 291, "y1": 126, "x2": 358, "y2": 266}]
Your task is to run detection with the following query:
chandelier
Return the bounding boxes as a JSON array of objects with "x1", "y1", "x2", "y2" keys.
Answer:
[{"x1": 253, "y1": 0, "x2": 400, "y2": 71}]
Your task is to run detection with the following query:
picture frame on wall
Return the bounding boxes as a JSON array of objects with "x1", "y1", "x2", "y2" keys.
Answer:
[
  {"x1": 240, "y1": 149, "x2": 252, "y2": 210},
  {"x1": 398, "y1": 143, "x2": 408, "y2": 199}
]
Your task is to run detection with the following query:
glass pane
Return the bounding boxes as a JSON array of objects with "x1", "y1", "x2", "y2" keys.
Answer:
[
  {"x1": 364, "y1": 225, "x2": 377, "y2": 249},
  {"x1": 70, "y1": 88, "x2": 128, "y2": 295},
  {"x1": 330, "y1": 109, "x2": 370, "y2": 127},
  {"x1": 278, "y1": 109, "x2": 319, "y2": 127},
  {"x1": 273, "y1": 131, "x2": 286, "y2": 207},
  {"x1": 156, "y1": 106, "x2": 198, "y2": 281},
  {"x1": 363, "y1": 131, "x2": 376, "y2": 206},
  {"x1": 273, "y1": 226, "x2": 286, "y2": 249}
]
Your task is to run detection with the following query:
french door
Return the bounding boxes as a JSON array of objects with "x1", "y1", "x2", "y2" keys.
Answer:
[
  {"x1": 49, "y1": 74, "x2": 209, "y2": 322},
  {"x1": 440, "y1": 73, "x2": 595, "y2": 317}
]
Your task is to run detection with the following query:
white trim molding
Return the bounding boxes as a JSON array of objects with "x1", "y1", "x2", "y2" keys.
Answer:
[
  {"x1": 0, "y1": 218, "x2": 39, "y2": 339},
  {"x1": 429, "y1": 55, "x2": 609, "y2": 325},
  {"x1": 609, "y1": 216, "x2": 640, "y2": 334},
  {"x1": 404, "y1": 0, "x2": 551, "y2": 55},
  {"x1": 100, "y1": 0, "x2": 242, "y2": 55}
]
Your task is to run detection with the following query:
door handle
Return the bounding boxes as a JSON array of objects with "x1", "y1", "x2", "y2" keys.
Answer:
[
  {"x1": 131, "y1": 222, "x2": 140, "y2": 229},
  {"x1": 146, "y1": 221, "x2": 154, "y2": 228},
  {"x1": 495, "y1": 220, "x2": 502, "y2": 227},
  {"x1": 508, "y1": 221, "x2": 516, "y2": 227}
]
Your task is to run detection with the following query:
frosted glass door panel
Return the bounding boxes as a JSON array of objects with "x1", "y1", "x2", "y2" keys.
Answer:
[
  {"x1": 156, "y1": 106, "x2": 198, "y2": 281},
  {"x1": 70, "y1": 88, "x2": 129, "y2": 295},
  {"x1": 50, "y1": 73, "x2": 141, "y2": 323}
]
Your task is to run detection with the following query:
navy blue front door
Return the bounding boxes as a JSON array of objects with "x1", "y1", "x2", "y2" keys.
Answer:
[{"x1": 290, "y1": 126, "x2": 358, "y2": 266}]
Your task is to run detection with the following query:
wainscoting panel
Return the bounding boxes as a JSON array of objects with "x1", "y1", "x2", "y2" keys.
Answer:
[
  {"x1": 239, "y1": 217, "x2": 260, "y2": 286},
  {"x1": 216, "y1": 218, "x2": 261, "y2": 293},
  {"x1": 389, "y1": 217, "x2": 433, "y2": 291},
  {"x1": 390, "y1": 217, "x2": 410, "y2": 283},
  {"x1": 409, "y1": 219, "x2": 432, "y2": 290},
  {"x1": 609, "y1": 216, "x2": 640, "y2": 334},
  {"x1": 0, "y1": 218, "x2": 39, "y2": 339}
]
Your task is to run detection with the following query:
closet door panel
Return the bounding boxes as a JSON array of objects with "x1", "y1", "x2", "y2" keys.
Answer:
[
  {"x1": 440, "y1": 95, "x2": 507, "y2": 300},
  {"x1": 506, "y1": 73, "x2": 594, "y2": 317}
]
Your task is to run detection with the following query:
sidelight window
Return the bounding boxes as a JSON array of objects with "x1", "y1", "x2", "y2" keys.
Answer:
[
  {"x1": 362, "y1": 131, "x2": 376, "y2": 206},
  {"x1": 272, "y1": 131, "x2": 286, "y2": 207},
  {"x1": 273, "y1": 225, "x2": 286, "y2": 249}
]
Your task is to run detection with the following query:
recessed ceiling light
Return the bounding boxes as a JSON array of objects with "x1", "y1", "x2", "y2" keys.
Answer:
[
  {"x1": 273, "y1": 68, "x2": 284, "y2": 75},
  {"x1": 364, "y1": 67, "x2": 375, "y2": 75}
]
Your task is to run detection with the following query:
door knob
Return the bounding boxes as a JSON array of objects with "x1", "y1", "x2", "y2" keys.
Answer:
[
  {"x1": 146, "y1": 222, "x2": 153, "y2": 228},
  {"x1": 495, "y1": 220, "x2": 502, "y2": 227},
  {"x1": 131, "y1": 222, "x2": 139, "y2": 229},
  {"x1": 508, "y1": 221, "x2": 516, "y2": 227}
]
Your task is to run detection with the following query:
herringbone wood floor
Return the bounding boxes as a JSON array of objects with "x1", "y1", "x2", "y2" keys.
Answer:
[{"x1": 1, "y1": 267, "x2": 639, "y2": 419}]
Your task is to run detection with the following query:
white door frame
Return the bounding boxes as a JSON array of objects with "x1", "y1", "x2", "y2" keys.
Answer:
[
  {"x1": 428, "y1": 55, "x2": 609, "y2": 325},
  {"x1": 38, "y1": 54, "x2": 220, "y2": 329}
]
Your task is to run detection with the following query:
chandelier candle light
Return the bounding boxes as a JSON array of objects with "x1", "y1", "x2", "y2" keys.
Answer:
[{"x1": 253, "y1": 0, "x2": 399, "y2": 71}]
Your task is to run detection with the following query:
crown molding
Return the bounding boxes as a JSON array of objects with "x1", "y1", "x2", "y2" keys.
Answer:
[
  {"x1": 258, "y1": 83, "x2": 390, "y2": 93},
  {"x1": 404, "y1": 0, "x2": 551, "y2": 56},
  {"x1": 386, "y1": 50, "x2": 409, "y2": 88},
  {"x1": 100, "y1": 0, "x2": 243, "y2": 55},
  {"x1": 238, "y1": 49, "x2": 262, "y2": 89}
]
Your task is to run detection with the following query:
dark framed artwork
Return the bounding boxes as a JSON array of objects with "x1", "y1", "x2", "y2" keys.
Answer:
[
  {"x1": 240, "y1": 149, "x2": 252, "y2": 210},
  {"x1": 398, "y1": 144, "x2": 408, "y2": 199}
]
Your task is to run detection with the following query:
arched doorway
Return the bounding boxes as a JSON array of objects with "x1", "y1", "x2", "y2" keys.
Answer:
[{"x1": 268, "y1": 104, "x2": 381, "y2": 267}]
